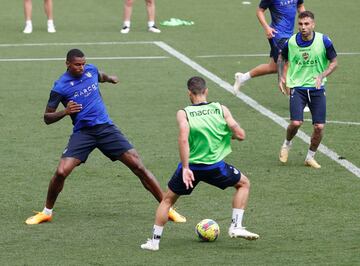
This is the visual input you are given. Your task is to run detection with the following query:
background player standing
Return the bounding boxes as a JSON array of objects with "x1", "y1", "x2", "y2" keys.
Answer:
[{"x1": 278, "y1": 11, "x2": 338, "y2": 168}]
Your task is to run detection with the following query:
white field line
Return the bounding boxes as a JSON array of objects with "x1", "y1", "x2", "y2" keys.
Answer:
[
  {"x1": 196, "y1": 52, "x2": 360, "y2": 58},
  {"x1": 282, "y1": 117, "x2": 360, "y2": 126},
  {"x1": 155, "y1": 41, "x2": 360, "y2": 178},
  {"x1": 0, "y1": 41, "x2": 154, "y2": 47},
  {"x1": 0, "y1": 56, "x2": 169, "y2": 62}
]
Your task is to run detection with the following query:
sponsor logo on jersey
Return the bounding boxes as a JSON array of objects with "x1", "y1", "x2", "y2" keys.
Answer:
[{"x1": 189, "y1": 108, "x2": 221, "y2": 117}]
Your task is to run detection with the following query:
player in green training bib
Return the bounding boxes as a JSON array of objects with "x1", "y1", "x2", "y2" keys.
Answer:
[
  {"x1": 278, "y1": 11, "x2": 338, "y2": 168},
  {"x1": 141, "y1": 76, "x2": 259, "y2": 251}
]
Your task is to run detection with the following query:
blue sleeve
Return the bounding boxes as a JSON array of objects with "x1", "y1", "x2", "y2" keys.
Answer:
[
  {"x1": 323, "y1": 35, "x2": 337, "y2": 60},
  {"x1": 259, "y1": 0, "x2": 271, "y2": 9},
  {"x1": 281, "y1": 40, "x2": 289, "y2": 60},
  {"x1": 47, "y1": 90, "x2": 64, "y2": 109}
]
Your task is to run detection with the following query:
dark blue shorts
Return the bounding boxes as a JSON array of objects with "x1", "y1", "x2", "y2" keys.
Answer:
[
  {"x1": 62, "y1": 123, "x2": 133, "y2": 162},
  {"x1": 168, "y1": 161, "x2": 241, "y2": 195},
  {"x1": 290, "y1": 88, "x2": 326, "y2": 124},
  {"x1": 268, "y1": 38, "x2": 288, "y2": 62}
]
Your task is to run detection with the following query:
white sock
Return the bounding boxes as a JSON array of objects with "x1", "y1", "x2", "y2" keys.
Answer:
[
  {"x1": 282, "y1": 139, "x2": 292, "y2": 148},
  {"x1": 42, "y1": 207, "x2": 53, "y2": 216},
  {"x1": 25, "y1": 20, "x2": 32, "y2": 26},
  {"x1": 306, "y1": 149, "x2": 316, "y2": 160},
  {"x1": 242, "y1": 72, "x2": 251, "y2": 82},
  {"x1": 123, "y1": 21, "x2": 130, "y2": 28},
  {"x1": 152, "y1": 224, "x2": 163, "y2": 245},
  {"x1": 231, "y1": 208, "x2": 244, "y2": 228},
  {"x1": 47, "y1": 19, "x2": 54, "y2": 26},
  {"x1": 148, "y1": 21, "x2": 155, "y2": 28}
]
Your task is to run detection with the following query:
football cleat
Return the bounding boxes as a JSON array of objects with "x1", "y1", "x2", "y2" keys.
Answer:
[
  {"x1": 233, "y1": 72, "x2": 245, "y2": 95},
  {"x1": 305, "y1": 158, "x2": 321, "y2": 169},
  {"x1": 279, "y1": 146, "x2": 290, "y2": 163},
  {"x1": 148, "y1": 25, "x2": 161, "y2": 33},
  {"x1": 25, "y1": 211, "x2": 52, "y2": 225},
  {"x1": 47, "y1": 24, "x2": 56, "y2": 33},
  {"x1": 23, "y1": 24, "x2": 33, "y2": 34},
  {"x1": 168, "y1": 207, "x2": 186, "y2": 223},
  {"x1": 140, "y1": 239, "x2": 159, "y2": 251},
  {"x1": 228, "y1": 226, "x2": 259, "y2": 240},
  {"x1": 120, "y1": 26, "x2": 130, "y2": 34}
]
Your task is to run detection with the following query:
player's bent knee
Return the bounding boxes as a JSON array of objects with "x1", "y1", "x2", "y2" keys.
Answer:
[{"x1": 314, "y1": 123, "x2": 324, "y2": 131}]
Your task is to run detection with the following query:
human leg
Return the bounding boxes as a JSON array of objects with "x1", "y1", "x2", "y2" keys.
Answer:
[
  {"x1": 44, "y1": 0, "x2": 56, "y2": 32},
  {"x1": 145, "y1": 0, "x2": 161, "y2": 33},
  {"x1": 228, "y1": 174, "x2": 259, "y2": 240},
  {"x1": 279, "y1": 120, "x2": 302, "y2": 163},
  {"x1": 118, "y1": 149, "x2": 186, "y2": 222},
  {"x1": 233, "y1": 58, "x2": 277, "y2": 95},
  {"x1": 25, "y1": 158, "x2": 80, "y2": 224},
  {"x1": 280, "y1": 89, "x2": 307, "y2": 163},
  {"x1": 120, "y1": 0, "x2": 134, "y2": 33},
  {"x1": 23, "y1": 0, "x2": 33, "y2": 33},
  {"x1": 44, "y1": 0, "x2": 53, "y2": 20},
  {"x1": 119, "y1": 149, "x2": 164, "y2": 202},
  {"x1": 304, "y1": 123, "x2": 324, "y2": 168},
  {"x1": 141, "y1": 189, "x2": 179, "y2": 251}
]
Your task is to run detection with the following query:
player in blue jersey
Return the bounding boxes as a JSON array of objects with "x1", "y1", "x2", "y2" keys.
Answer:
[
  {"x1": 278, "y1": 11, "x2": 338, "y2": 168},
  {"x1": 233, "y1": 0, "x2": 305, "y2": 95},
  {"x1": 25, "y1": 49, "x2": 185, "y2": 224}
]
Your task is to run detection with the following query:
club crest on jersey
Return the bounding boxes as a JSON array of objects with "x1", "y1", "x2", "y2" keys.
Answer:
[
  {"x1": 302, "y1": 52, "x2": 309, "y2": 61},
  {"x1": 85, "y1": 72, "x2": 92, "y2": 78}
]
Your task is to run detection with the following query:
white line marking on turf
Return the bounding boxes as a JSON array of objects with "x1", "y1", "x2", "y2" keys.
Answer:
[
  {"x1": 0, "y1": 56, "x2": 169, "y2": 62},
  {"x1": 196, "y1": 52, "x2": 360, "y2": 58},
  {"x1": 0, "y1": 41, "x2": 154, "y2": 47},
  {"x1": 282, "y1": 118, "x2": 360, "y2": 126},
  {"x1": 155, "y1": 41, "x2": 360, "y2": 178}
]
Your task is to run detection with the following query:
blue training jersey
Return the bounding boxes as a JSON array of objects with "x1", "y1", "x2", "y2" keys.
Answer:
[
  {"x1": 48, "y1": 64, "x2": 113, "y2": 132},
  {"x1": 259, "y1": 0, "x2": 304, "y2": 40}
]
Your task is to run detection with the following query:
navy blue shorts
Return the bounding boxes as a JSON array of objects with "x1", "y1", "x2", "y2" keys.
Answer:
[
  {"x1": 290, "y1": 88, "x2": 326, "y2": 124},
  {"x1": 168, "y1": 161, "x2": 241, "y2": 195},
  {"x1": 268, "y1": 38, "x2": 288, "y2": 62},
  {"x1": 62, "y1": 123, "x2": 133, "y2": 162}
]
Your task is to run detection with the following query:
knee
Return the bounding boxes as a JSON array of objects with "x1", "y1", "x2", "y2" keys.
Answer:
[
  {"x1": 55, "y1": 166, "x2": 70, "y2": 179},
  {"x1": 236, "y1": 174, "x2": 250, "y2": 190},
  {"x1": 291, "y1": 120, "x2": 303, "y2": 128},
  {"x1": 314, "y1": 123, "x2": 324, "y2": 132}
]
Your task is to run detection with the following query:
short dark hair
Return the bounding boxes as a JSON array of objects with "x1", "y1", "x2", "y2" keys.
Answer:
[
  {"x1": 298, "y1": 11, "x2": 315, "y2": 20},
  {"x1": 66, "y1": 49, "x2": 85, "y2": 62},
  {"x1": 187, "y1": 76, "x2": 207, "y2": 95}
]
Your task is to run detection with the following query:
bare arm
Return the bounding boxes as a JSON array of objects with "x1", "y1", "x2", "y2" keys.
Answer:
[
  {"x1": 98, "y1": 71, "x2": 119, "y2": 84},
  {"x1": 315, "y1": 57, "x2": 338, "y2": 89},
  {"x1": 256, "y1": 7, "x2": 277, "y2": 39},
  {"x1": 279, "y1": 60, "x2": 289, "y2": 95},
  {"x1": 44, "y1": 101, "x2": 82, "y2": 125},
  {"x1": 177, "y1": 110, "x2": 195, "y2": 189},
  {"x1": 222, "y1": 105, "x2": 245, "y2": 141},
  {"x1": 297, "y1": 3, "x2": 305, "y2": 13}
]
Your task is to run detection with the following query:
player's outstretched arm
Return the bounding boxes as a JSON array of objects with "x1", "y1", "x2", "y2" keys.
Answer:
[
  {"x1": 222, "y1": 105, "x2": 245, "y2": 141},
  {"x1": 98, "y1": 71, "x2": 119, "y2": 84},
  {"x1": 177, "y1": 109, "x2": 194, "y2": 189}
]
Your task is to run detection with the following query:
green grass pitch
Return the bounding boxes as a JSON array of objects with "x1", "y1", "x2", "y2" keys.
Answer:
[{"x1": 0, "y1": 0, "x2": 359, "y2": 265}]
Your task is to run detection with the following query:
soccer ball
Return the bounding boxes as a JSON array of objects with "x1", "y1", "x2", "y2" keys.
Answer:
[{"x1": 195, "y1": 219, "x2": 220, "y2": 242}]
